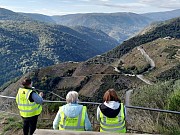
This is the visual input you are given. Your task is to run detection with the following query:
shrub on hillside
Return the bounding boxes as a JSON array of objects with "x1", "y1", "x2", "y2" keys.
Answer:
[
  {"x1": 168, "y1": 80, "x2": 180, "y2": 112},
  {"x1": 130, "y1": 80, "x2": 180, "y2": 134},
  {"x1": 157, "y1": 65, "x2": 180, "y2": 81}
]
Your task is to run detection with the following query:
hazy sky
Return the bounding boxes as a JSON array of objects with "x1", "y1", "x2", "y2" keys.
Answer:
[{"x1": 0, "y1": 0, "x2": 180, "y2": 16}]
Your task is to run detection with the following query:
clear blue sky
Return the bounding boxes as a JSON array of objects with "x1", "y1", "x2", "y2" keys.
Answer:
[{"x1": 0, "y1": 0, "x2": 180, "y2": 16}]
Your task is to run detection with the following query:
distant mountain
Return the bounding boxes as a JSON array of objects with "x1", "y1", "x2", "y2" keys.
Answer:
[
  {"x1": 2, "y1": 8, "x2": 179, "y2": 44},
  {"x1": 52, "y1": 13, "x2": 152, "y2": 42},
  {"x1": 20, "y1": 13, "x2": 56, "y2": 23},
  {"x1": 142, "y1": 9, "x2": 180, "y2": 21},
  {"x1": 0, "y1": 18, "x2": 118, "y2": 86},
  {"x1": 0, "y1": 8, "x2": 30, "y2": 21},
  {"x1": 104, "y1": 17, "x2": 180, "y2": 58}
]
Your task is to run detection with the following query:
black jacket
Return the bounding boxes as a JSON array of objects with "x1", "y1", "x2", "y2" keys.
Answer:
[{"x1": 99, "y1": 103, "x2": 121, "y2": 118}]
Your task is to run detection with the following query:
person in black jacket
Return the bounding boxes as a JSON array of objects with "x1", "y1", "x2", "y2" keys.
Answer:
[{"x1": 97, "y1": 88, "x2": 126, "y2": 133}]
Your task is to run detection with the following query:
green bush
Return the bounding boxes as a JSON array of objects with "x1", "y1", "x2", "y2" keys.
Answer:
[
  {"x1": 156, "y1": 64, "x2": 180, "y2": 81},
  {"x1": 167, "y1": 80, "x2": 180, "y2": 126},
  {"x1": 132, "y1": 81, "x2": 174, "y2": 109},
  {"x1": 169, "y1": 90, "x2": 180, "y2": 111},
  {"x1": 130, "y1": 80, "x2": 180, "y2": 134}
]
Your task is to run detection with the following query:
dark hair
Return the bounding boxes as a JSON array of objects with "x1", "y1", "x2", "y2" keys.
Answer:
[
  {"x1": 103, "y1": 89, "x2": 120, "y2": 102},
  {"x1": 22, "y1": 77, "x2": 32, "y2": 87}
]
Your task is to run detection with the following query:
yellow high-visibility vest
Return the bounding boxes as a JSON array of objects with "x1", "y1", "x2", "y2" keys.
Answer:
[
  {"x1": 16, "y1": 88, "x2": 42, "y2": 118},
  {"x1": 100, "y1": 103, "x2": 126, "y2": 133},
  {"x1": 59, "y1": 106, "x2": 86, "y2": 131}
]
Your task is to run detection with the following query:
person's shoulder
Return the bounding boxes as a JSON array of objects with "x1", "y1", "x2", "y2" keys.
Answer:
[
  {"x1": 82, "y1": 105, "x2": 87, "y2": 109},
  {"x1": 100, "y1": 102, "x2": 106, "y2": 107},
  {"x1": 75, "y1": 104, "x2": 83, "y2": 109},
  {"x1": 59, "y1": 105, "x2": 63, "y2": 110},
  {"x1": 30, "y1": 91, "x2": 38, "y2": 97}
]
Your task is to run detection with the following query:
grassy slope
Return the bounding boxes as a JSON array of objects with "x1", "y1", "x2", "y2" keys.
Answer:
[
  {"x1": 119, "y1": 38, "x2": 180, "y2": 81},
  {"x1": 122, "y1": 39, "x2": 180, "y2": 134}
]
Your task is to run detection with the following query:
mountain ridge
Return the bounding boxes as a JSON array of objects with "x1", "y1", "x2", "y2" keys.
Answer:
[
  {"x1": 142, "y1": 9, "x2": 180, "y2": 21},
  {"x1": 52, "y1": 12, "x2": 152, "y2": 42},
  {"x1": 1, "y1": 7, "x2": 179, "y2": 43}
]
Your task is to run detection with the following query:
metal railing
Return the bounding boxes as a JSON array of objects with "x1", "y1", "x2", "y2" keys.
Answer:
[{"x1": 0, "y1": 92, "x2": 180, "y2": 134}]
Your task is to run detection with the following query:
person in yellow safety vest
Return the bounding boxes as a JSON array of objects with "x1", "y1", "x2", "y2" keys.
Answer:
[
  {"x1": 53, "y1": 91, "x2": 92, "y2": 131},
  {"x1": 97, "y1": 88, "x2": 126, "y2": 133},
  {"x1": 16, "y1": 77, "x2": 43, "y2": 135}
]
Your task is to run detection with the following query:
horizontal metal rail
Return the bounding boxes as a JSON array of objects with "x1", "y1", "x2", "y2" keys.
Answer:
[
  {"x1": 0, "y1": 94, "x2": 180, "y2": 115},
  {"x1": 125, "y1": 105, "x2": 180, "y2": 115}
]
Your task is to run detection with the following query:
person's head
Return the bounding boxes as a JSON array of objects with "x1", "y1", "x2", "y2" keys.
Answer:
[
  {"x1": 66, "y1": 91, "x2": 79, "y2": 104},
  {"x1": 103, "y1": 88, "x2": 120, "y2": 103},
  {"x1": 22, "y1": 77, "x2": 32, "y2": 88}
]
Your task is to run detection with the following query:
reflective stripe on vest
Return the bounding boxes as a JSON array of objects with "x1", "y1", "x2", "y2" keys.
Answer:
[
  {"x1": 16, "y1": 88, "x2": 42, "y2": 118},
  {"x1": 100, "y1": 103, "x2": 126, "y2": 133},
  {"x1": 59, "y1": 106, "x2": 86, "y2": 131}
]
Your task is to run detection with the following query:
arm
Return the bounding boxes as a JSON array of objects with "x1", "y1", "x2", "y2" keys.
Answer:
[
  {"x1": 31, "y1": 92, "x2": 43, "y2": 104},
  {"x1": 53, "y1": 111, "x2": 61, "y2": 130},
  {"x1": 97, "y1": 106, "x2": 100, "y2": 122},
  {"x1": 84, "y1": 111, "x2": 92, "y2": 131}
]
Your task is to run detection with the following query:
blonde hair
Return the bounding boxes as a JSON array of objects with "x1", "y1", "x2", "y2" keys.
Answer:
[{"x1": 66, "y1": 91, "x2": 79, "y2": 103}]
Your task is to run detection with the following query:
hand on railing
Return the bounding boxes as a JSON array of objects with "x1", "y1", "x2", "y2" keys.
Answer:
[{"x1": 39, "y1": 92, "x2": 43, "y2": 98}]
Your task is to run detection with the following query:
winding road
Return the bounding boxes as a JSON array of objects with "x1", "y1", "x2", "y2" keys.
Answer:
[
  {"x1": 89, "y1": 49, "x2": 155, "y2": 108},
  {"x1": 124, "y1": 46, "x2": 156, "y2": 120},
  {"x1": 137, "y1": 46, "x2": 155, "y2": 69},
  {"x1": 136, "y1": 46, "x2": 155, "y2": 85}
]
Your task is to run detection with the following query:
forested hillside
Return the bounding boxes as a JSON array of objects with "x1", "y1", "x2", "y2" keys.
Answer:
[{"x1": 0, "y1": 8, "x2": 118, "y2": 86}]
